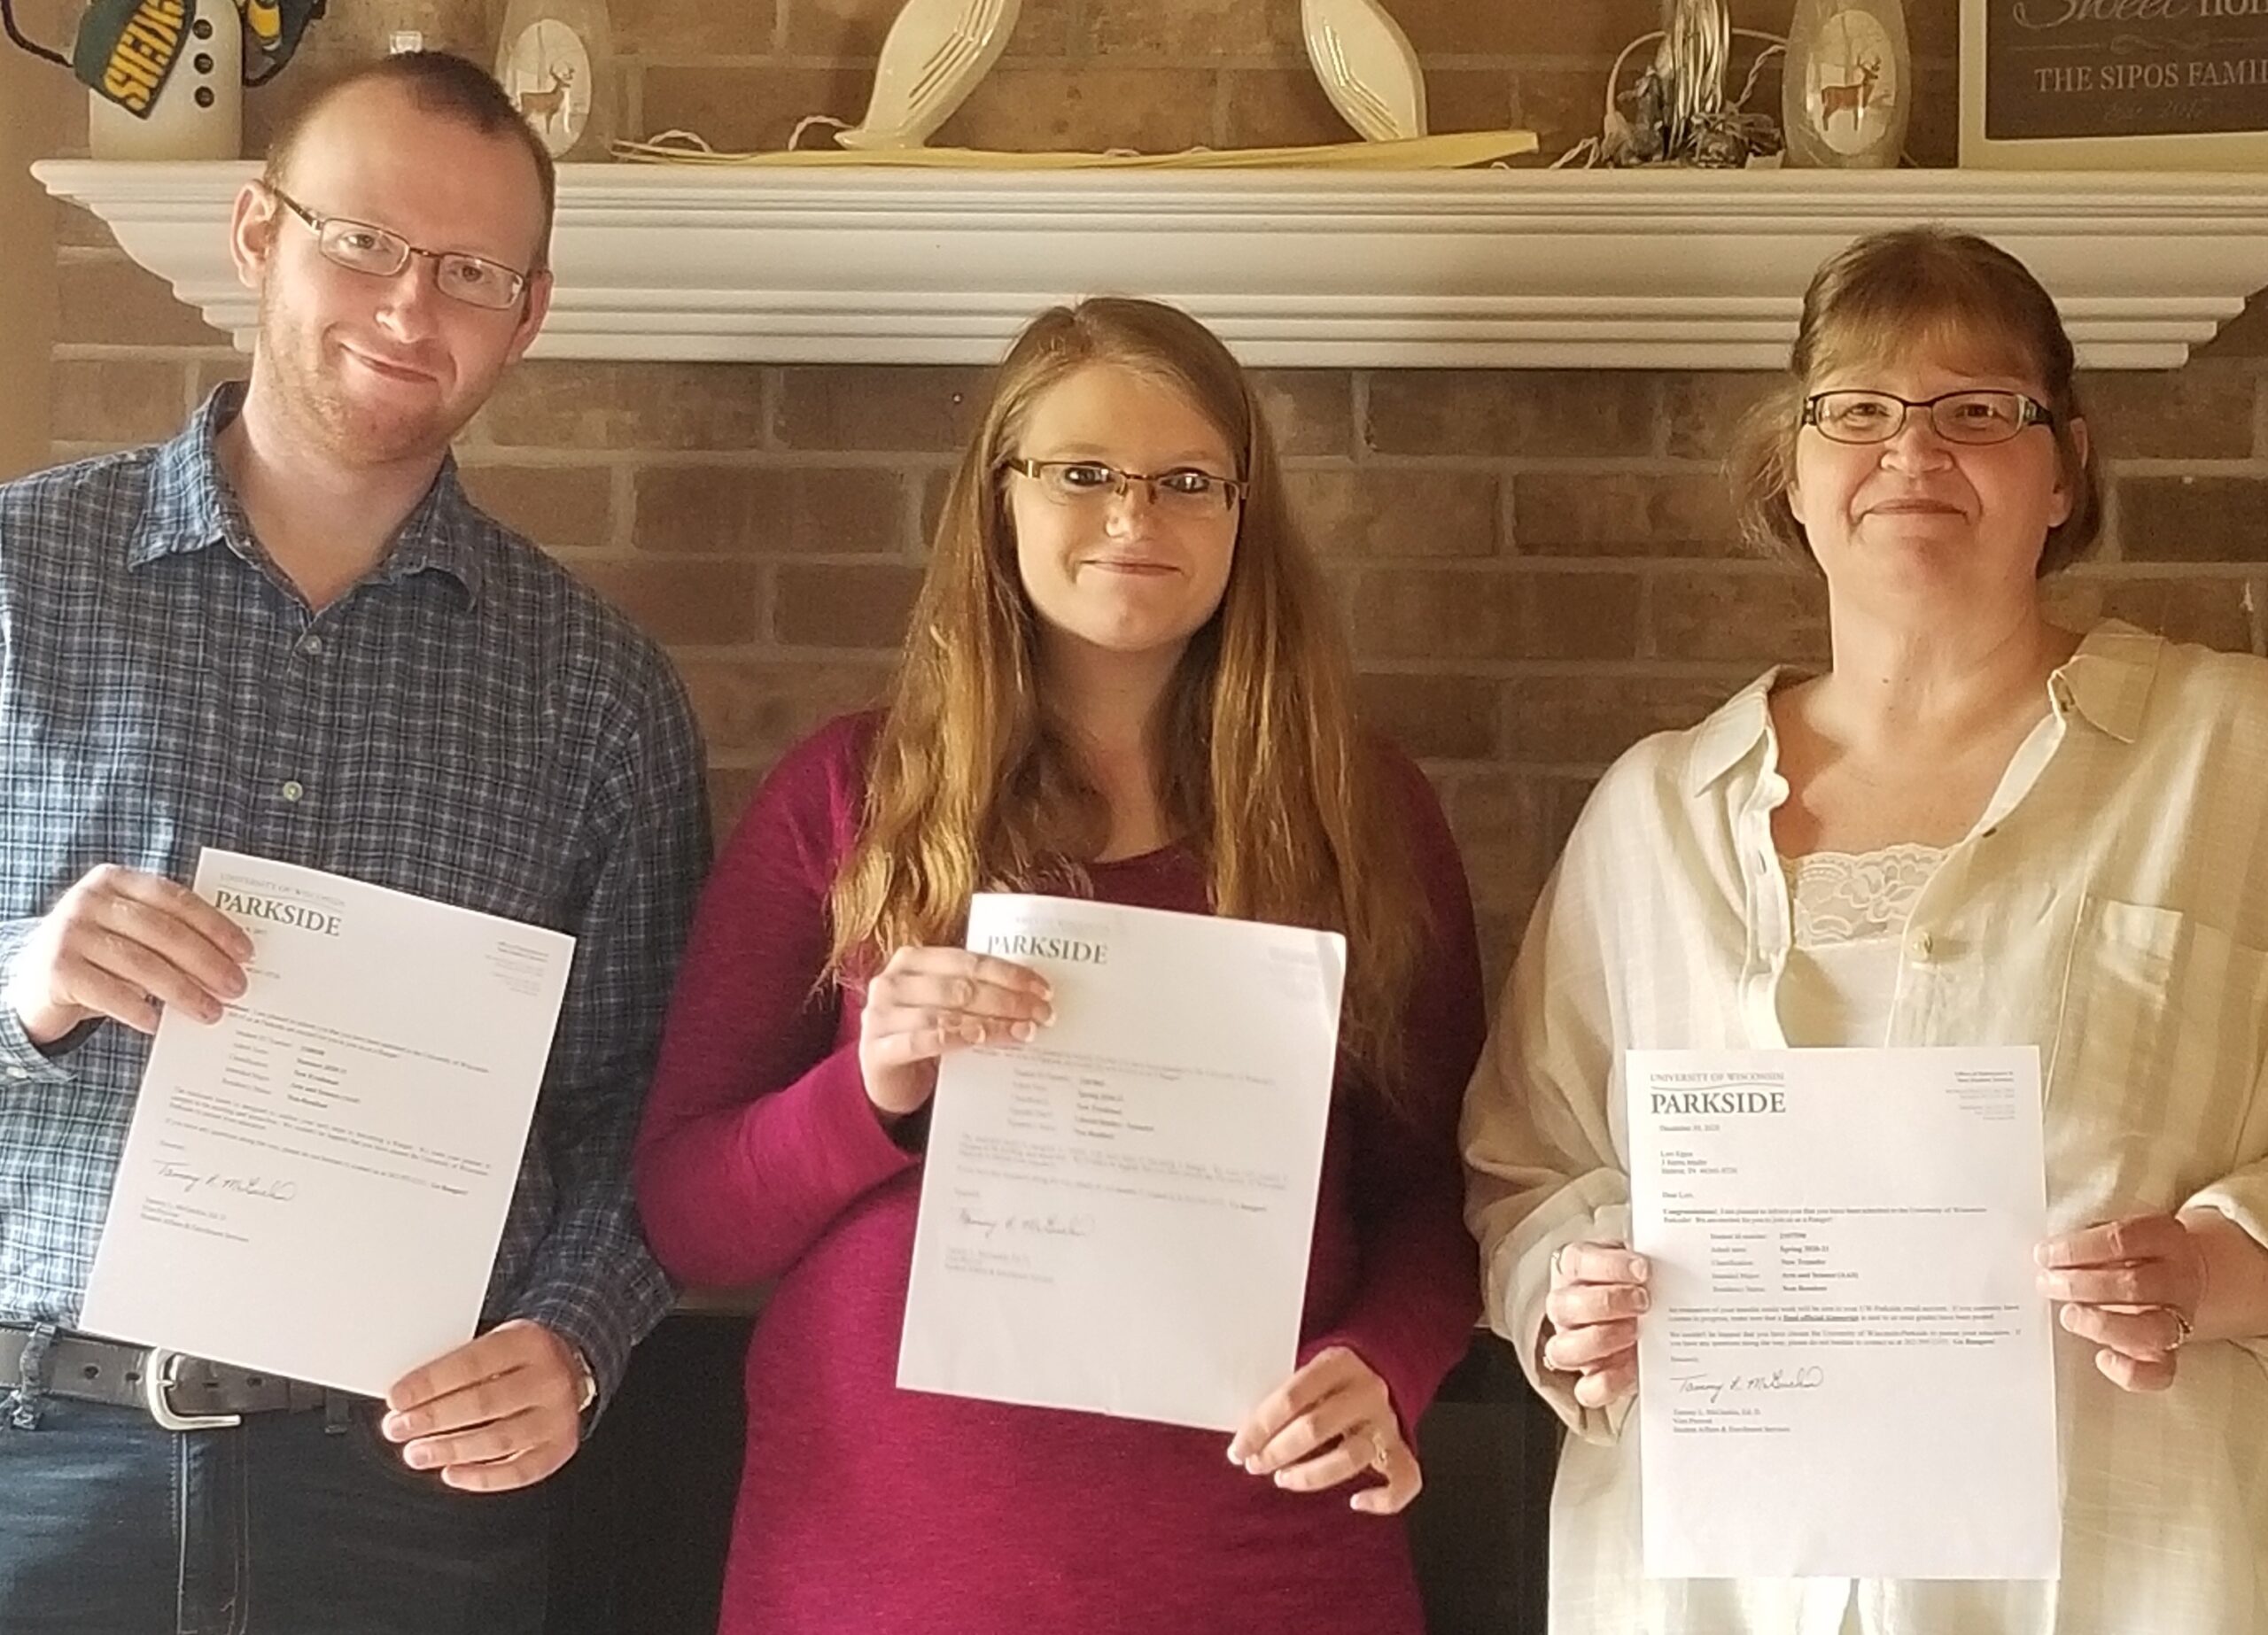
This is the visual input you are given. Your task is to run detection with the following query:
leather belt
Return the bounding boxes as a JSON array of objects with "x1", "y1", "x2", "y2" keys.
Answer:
[{"x1": 0, "y1": 1326, "x2": 330, "y2": 1430}]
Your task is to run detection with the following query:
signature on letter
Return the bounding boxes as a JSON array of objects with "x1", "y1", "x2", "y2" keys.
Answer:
[
  {"x1": 1672, "y1": 1364, "x2": 1828, "y2": 1406},
  {"x1": 156, "y1": 1161, "x2": 299, "y2": 1204},
  {"x1": 956, "y1": 1206, "x2": 1095, "y2": 1242}
]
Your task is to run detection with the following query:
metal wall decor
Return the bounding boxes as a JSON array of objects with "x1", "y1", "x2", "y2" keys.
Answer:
[{"x1": 1557, "y1": 0, "x2": 1785, "y2": 169}]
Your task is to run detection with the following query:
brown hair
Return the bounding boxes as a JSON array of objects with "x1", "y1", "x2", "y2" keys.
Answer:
[
  {"x1": 827, "y1": 298, "x2": 1428, "y2": 1104},
  {"x1": 1728, "y1": 226, "x2": 2101, "y2": 575},
  {"x1": 261, "y1": 50, "x2": 556, "y2": 270}
]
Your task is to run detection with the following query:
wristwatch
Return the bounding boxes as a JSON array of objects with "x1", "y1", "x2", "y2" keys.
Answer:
[{"x1": 571, "y1": 1346, "x2": 598, "y2": 1414}]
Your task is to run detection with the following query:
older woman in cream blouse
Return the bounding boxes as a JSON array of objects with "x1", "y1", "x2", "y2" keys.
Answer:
[{"x1": 1463, "y1": 226, "x2": 2268, "y2": 1635}]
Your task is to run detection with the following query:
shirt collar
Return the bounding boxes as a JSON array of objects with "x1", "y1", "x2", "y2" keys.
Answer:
[
  {"x1": 381, "y1": 460, "x2": 486, "y2": 608},
  {"x1": 127, "y1": 381, "x2": 485, "y2": 608},
  {"x1": 1684, "y1": 667, "x2": 1787, "y2": 794},
  {"x1": 128, "y1": 385, "x2": 239, "y2": 569},
  {"x1": 1680, "y1": 617, "x2": 2163, "y2": 795},
  {"x1": 2051, "y1": 618, "x2": 2158, "y2": 746}
]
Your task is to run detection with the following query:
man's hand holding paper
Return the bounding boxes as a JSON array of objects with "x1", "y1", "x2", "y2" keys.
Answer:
[
  {"x1": 381, "y1": 1318, "x2": 592, "y2": 1492},
  {"x1": 4, "y1": 864, "x2": 253, "y2": 1043},
  {"x1": 79, "y1": 849, "x2": 577, "y2": 1403}
]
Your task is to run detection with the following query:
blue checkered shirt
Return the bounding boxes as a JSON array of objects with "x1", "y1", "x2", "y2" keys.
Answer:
[{"x1": 0, "y1": 384, "x2": 709, "y2": 1406}]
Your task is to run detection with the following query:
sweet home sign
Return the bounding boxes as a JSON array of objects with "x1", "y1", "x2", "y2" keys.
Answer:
[{"x1": 1960, "y1": 0, "x2": 2268, "y2": 166}]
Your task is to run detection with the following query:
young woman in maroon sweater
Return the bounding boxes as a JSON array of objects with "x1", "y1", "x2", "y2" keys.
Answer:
[{"x1": 634, "y1": 298, "x2": 1487, "y2": 1635}]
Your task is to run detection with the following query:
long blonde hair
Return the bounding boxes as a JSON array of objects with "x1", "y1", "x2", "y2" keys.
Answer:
[{"x1": 827, "y1": 298, "x2": 1427, "y2": 1104}]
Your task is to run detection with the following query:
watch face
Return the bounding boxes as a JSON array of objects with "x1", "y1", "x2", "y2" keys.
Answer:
[
  {"x1": 504, "y1": 19, "x2": 592, "y2": 157},
  {"x1": 1805, "y1": 9, "x2": 1899, "y2": 156}
]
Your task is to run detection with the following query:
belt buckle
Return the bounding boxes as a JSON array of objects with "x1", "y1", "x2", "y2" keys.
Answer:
[{"x1": 140, "y1": 1348, "x2": 241, "y2": 1431}]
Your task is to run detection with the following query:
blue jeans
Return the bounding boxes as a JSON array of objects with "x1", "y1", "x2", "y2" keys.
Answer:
[{"x1": 0, "y1": 1391, "x2": 550, "y2": 1633}]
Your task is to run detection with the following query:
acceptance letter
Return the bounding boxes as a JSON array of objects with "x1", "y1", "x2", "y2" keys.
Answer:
[
  {"x1": 82, "y1": 850, "x2": 574, "y2": 1397},
  {"x1": 1627, "y1": 1047, "x2": 2060, "y2": 1581},
  {"x1": 897, "y1": 894, "x2": 1346, "y2": 1431}
]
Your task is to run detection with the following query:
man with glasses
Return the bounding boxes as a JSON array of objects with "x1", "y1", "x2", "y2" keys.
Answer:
[{"x1": 0, "y1": 50, "x2": 707, "y2": 1633}]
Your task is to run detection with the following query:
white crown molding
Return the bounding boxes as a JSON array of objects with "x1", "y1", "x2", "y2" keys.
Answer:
[{"x1": 32, "y1": 159, "x2": 2268, "y2": 369}]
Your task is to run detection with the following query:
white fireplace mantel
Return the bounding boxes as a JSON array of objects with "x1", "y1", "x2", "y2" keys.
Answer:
[{"x1": 32, "y1": 159, "x2": 2268, "y2": 369}]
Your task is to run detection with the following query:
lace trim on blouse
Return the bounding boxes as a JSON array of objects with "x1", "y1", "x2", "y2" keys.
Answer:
[{"x1": 1784, "y1": 841, "x2": 1948, "y2": 949}]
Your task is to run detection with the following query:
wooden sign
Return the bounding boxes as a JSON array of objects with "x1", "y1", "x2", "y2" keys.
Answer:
[{"x1": 1961, "y1": 0, "x2": 2268, "y2": 167}]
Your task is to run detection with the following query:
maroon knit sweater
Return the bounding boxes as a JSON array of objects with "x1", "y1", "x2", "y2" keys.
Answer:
[{"x1": 634, "y1": 714, "x2": 1487, "y2": 1635}]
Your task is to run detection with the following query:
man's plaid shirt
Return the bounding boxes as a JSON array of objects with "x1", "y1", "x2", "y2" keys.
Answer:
[{"x1": 0, "y1": 384, "x2": 709, "y2": 1403}]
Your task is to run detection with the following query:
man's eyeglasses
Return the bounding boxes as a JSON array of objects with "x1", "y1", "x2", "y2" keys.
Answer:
[
  {"x1": 1001, "y1": 458, "x2": 1246, "y2": 515},
  {"x1": 263, "y1": 184, "x2": 532, "y2": 312},
  {"x1": 1802, "y1": 389, "x2": 2056, "y2": 447}
]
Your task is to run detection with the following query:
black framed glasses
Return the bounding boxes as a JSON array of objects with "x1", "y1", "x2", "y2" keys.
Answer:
[
  {"x1": 1802, "y1": 389, "x2": 2056, "y2": 447},
  {"x1": 1000, "y1": 458, "x2": 1245, "y2": 515},
  {"x1": 264, "y1": 184, "x2": 532, "y2": 312}
]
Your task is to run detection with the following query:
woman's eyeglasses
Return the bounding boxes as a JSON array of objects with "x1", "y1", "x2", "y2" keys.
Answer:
[
  {"x1": 1802, "y1": 389, "x2": 2056, "y2": 447},
  {"x1": 1001, "y1": 458, "x2": 1246, "y2": 515}
]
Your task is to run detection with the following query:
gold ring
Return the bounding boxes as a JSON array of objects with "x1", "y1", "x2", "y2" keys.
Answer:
[{"x1": 2168, "y1": 1306, "x2": 2194, "y2": 1351}]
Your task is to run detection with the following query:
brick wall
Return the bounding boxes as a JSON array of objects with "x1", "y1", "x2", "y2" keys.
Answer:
[{"x1": 32, "y1": 0, "x2": 2268, "y2": 987}]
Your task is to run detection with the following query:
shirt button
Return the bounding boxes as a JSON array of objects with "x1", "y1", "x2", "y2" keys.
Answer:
[
  {"x1": 4, "y1": 1067, "x2": 25, "y2": 1081},
  {"x1": 298, "y1": 634, "x2": 322, "y2": 655},
  {"x1": 280, "y1": 779, "x2": 305, "y2": 803},
  {"x1": 1906, "y1": 928, "x2": 1934, "y2": 962}
]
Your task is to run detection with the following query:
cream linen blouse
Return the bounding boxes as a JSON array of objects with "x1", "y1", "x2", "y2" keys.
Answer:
[{"x1": 1463, "y1": 622, "x2": 2268, "y2": 1635}]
